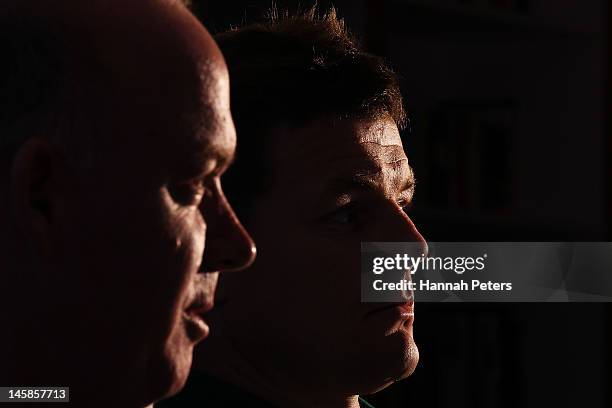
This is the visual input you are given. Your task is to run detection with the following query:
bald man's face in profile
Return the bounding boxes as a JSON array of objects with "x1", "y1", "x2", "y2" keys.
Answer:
[{"x1": 2, "y1": 1, "x2": 254, "y2": 406}]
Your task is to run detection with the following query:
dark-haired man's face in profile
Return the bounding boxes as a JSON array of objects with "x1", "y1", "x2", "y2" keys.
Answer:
[
  {"x1": 218, "y1": 114, "x2": 426, "y2": 396},
  {"x1": 1, "y1": 1, "x2": 254, "y2": 406}
]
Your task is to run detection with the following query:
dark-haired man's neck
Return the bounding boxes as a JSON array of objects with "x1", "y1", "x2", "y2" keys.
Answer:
[{"x1": 192, "y1": 319, "x2": 360, "y2": 408}]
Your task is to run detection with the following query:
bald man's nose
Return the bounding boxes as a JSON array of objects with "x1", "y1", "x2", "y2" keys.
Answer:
[{"x1": 199, "y1": 193, "x2": 256, "y2": 273}]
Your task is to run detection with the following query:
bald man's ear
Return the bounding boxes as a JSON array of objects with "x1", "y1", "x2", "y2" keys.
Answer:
[{"x1": 9, "y1": 137, "x2": 59, "y2": 257}]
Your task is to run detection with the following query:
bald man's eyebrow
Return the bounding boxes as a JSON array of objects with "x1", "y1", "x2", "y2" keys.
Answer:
[
  {"x1": 174, "y1": 144, "x2": 234, "y2": 182},
  {"x1": 203, "y1": 144, "x2": 235, "y2": 175}
]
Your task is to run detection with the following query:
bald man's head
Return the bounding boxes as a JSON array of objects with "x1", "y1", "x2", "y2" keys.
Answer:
[
  {"x1": 0, "y1": 0, "x2": 226, "y2": 172},
  {"x1": 1, "y1": 1, "x2": 254, "y2": 407}
]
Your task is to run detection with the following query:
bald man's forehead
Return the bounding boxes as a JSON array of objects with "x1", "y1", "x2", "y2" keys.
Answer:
[
  {"x1": 2, "y1": 0, "x2": 233, "y2": 152},
  {"x1": 89, "y1": 1, "x2": 224, "y2": 73},
  {"x1": 12, "y1": 0, "x2": 235, "y2": 174},
  {"x1": 57, "y1": 0, "x2": 230, "y2": 129},
  {"x1": 11, "y1": 0, "x2": 226, "y2": 75}
]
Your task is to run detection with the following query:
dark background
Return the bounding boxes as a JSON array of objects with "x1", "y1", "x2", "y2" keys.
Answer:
[{"x1": 190, "y1": 1, "x2": 611, "y2": 407}]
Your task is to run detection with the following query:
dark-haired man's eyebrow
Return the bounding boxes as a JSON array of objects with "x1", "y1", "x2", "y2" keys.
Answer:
[
  {"x1": 400, "y1": 174, "x2": 416, "y2": 203},
  {"x1": 326, "y1": 175, "x2": 381, "y2": 195},
  {"x1": 403, "y1": 165, "x2": 416, "y2": 191},
  {"x1": 323, "y1": 165, "x2": 415, "y2": 199}
]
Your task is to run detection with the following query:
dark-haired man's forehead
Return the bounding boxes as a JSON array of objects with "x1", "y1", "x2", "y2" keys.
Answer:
[
  {"x1": 318, "y1": 151, "x2": 414, "y2": 197},
  {"x1": 297, "y1": 115, "x2": 406, "y2": 170},
  {"x1": 268, "y1": 115, "x2": 413, "y2": 202},
  {"x1": 272, "y1": 114, "x2": 402, "y2": 155}
]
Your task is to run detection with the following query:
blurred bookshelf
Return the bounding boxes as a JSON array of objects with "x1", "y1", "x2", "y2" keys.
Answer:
[
  {"x1": 424, "y1": 101, "x2": 517, "y2": 213},
  {"x1": 364, "y1": 0, "x2": 606, "y2": 242},
  {"x1": 384, "y1": 0, "x2": 602, "y2": 38}
]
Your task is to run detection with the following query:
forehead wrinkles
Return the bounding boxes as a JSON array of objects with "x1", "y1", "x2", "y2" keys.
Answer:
[
  {"x1": 270, "y1": 117, "x2": 411, "y2": 192},
  {"x1": 356, "y1": 118, "x2": 403, "y2": 146},
  {"x1": 346, "y1": 118, "x2": 408, "y2": 181},
  {"x1": 325, "y1": 123, "x2": 412, "y2": 197},
  {"x1": 352, "y1": 148, "x2": 411, "y2": 197},
  {"x1": 301, "y1": 136, "x2": 411, "y2": 198},
  {"x1": 287, "y1": 117, "x2": 405, "y2": 162},
  {"x1": 313, "y1": 121, "x2": 408, "y2": 175}
]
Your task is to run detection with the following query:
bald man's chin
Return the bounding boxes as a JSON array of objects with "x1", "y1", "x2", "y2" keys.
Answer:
[{"x1": 146, "y1": 339, "x2": 195, "y2": 403}]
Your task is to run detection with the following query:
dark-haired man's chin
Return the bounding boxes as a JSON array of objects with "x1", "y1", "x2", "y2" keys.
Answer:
[
  {"x1": 357, "y1": 332, "x2": 419, "y2": 395},
  {"x1": 390, "y1": 329, "x2": 420, "y2": 380},
  {"x1": 394, "y1": 337, "x2": 420, "y2": 382}
]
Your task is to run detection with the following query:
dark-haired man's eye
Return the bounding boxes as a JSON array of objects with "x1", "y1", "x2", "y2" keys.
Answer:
[
  {"x1": 330, "y1": 208, "x2": 357, "y2": 225},
  {"x1": 399, "y1": 200, "x2": 413, "y2": 214},
  {"x1": 325, "y1": 202, "x2": 360, "y2": 228}
]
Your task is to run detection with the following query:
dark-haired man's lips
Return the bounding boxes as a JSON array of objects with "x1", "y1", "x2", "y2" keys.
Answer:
[
  {"x1": 367, "y1": 301, "x2": 414, "y2": 316},
  {"x1": 183, "y1": 294, "x2": 214, "y2": 343},
  {"x1": 364, "y1": 302, "x2": 415, "y2": 331}
]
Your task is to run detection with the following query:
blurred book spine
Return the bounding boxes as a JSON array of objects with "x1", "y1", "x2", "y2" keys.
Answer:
[{"x1": 425, "y1": 100, "x2": 517, "y2": 214}]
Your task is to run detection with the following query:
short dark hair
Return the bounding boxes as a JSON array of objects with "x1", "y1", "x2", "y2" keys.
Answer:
[{"x1": 216, "y1": 7, "x2": 406, "y2": 221}]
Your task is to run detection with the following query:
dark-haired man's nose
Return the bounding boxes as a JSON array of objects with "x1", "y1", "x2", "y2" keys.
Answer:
[
  {"x1": 384, "y1": 204, "x2": 428, "y2": 258},
  {"x1": 199, "y1": 188, "x2": 256, "y2": 273}
]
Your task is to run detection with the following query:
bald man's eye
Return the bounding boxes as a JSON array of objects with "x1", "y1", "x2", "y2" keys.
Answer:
[{"x1": 169, "y1": 181, "x2": 206, "y2": 206}]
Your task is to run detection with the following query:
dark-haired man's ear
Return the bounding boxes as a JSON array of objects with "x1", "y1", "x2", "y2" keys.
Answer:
[{"x1": 9, "y1": 137, "x2": 60, "y2": 257}]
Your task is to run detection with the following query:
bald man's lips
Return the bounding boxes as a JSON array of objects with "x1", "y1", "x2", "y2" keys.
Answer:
[{"x1": 184, "y1": 293, "x2": 214, "y2": 343}]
